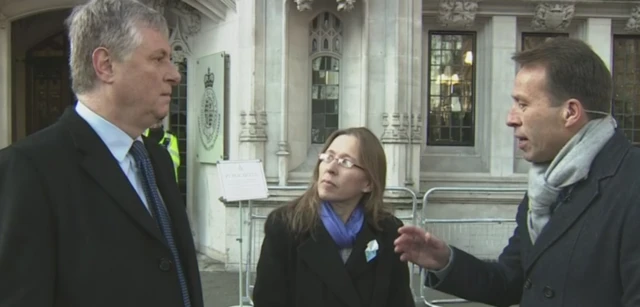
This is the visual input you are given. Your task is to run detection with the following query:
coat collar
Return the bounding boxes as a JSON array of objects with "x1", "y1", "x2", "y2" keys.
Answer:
[
  {"x1": 524, "y1": 130, "x2": 631, "y2": 271},
  {"x1": 59, "y1": 106, "x2": 168, "y2": 245},
  {"x1": 297, "y1": 216, "x2": 394, "y2": 307}
]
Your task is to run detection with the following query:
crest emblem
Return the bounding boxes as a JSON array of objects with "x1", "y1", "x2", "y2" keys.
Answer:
[{"x1": 198, "y1": 67, "x2": 221, "y2": 151}]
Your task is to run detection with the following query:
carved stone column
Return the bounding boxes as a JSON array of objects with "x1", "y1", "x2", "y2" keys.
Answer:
[
  {"x1": 0, "y1": 13, "x2": 10, "y2": 149},
  {"x1": 239, "y1": 111, "x2": 268, "y2": 154},
  {"x1": 379, "y1": 1, "x2": 414, "y2": 188},
  {"x1": 381, "y1": 112, "x2": 409, "y2": 187},
  {"x1": 489, "y1": 16, "x2": 517, "y2": 176},
  {"x1": 407, "y1": 0, "x2": 422, "y2": 190},
  {"x1": 238, "y1": 0, "x2": 268, "y2": 161},
  {"x1": 372, "y1": 0, "x2": 423, "y2": 190},
  {"x1": 275, "y1": 1, "x2": 290, "y2": 186}
]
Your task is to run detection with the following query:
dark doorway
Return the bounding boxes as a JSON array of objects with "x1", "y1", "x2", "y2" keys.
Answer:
[{"x1": 25, "y1": 31, "x2": 74, "y2": 135}]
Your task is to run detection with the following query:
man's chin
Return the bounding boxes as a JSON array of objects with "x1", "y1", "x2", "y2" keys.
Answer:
[
  {"x1": 155, "y1": 110, "x2": 169, "y2": 121},
  {"x1": 524, "y1": 154, "x2": 554, "y2": 165}
]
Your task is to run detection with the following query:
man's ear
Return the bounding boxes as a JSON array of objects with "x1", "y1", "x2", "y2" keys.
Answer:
[
  {"x1": 92, "y1": 47, "x2": 116, "y2": 84},
  {"x1": 563, "y1": 98, "x2": 584, "y2": 128}
]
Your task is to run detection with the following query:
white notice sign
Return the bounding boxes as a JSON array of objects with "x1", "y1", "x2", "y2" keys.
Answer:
[{"x1": 216, "y1": 160, "x2": 269, "y2": 202}]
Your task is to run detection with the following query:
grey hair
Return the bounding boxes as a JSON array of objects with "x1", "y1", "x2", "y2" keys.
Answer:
[{"x1": 65, "y1": 0, "x2": 169, "y2": 94}]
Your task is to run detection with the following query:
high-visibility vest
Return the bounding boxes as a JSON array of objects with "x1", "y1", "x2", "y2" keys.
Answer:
[{"x1": 143, "y1": 129, "x2": 180, "y2": 181}]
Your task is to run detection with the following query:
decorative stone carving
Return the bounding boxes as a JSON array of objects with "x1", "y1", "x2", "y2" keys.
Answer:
[
  {"x1": 295, "y1": 0, "x2": 314, "y2": 11},
  {"x1": 293, "y1": 0, "x2": 354, "y2": 12},
  {"x1": 438, "y1": 0, "x2": 478, "y2": 28},
  {"x1": 624, "y1": 5, "x2": 640, "y2": 33},
  {"x1": 337, "y1": 0, "x2": 356, "y2": 12},
  {"x1": 240, "y1": 110, "x2": 268, "y2": 142},
  {"x1": 410, "y1": 113, "x2": 422, "y2": 143},
  {"x1": 531, "y1": 3, "x2": 575, "y2": 31},
  {"x1": 140, "y1": 0, "x2": 201, "y2": 36},
  {"x1": 170, "y1": 0, "x2": 202, "y2": 36},
  {"x1": 381, "y1": 113, "x2": 410, "y2": 144},
  {"x1": 169, "y1": 22, "x2": 191, "y2": 64}
]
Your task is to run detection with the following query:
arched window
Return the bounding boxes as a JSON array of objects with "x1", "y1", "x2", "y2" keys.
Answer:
[{"x1": 310, "y1": 12, "x2": 342, "y2": 144}]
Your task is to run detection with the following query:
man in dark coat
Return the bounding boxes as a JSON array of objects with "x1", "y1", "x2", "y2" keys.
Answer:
[
  {"x1": 0, "y1": 1, "x2": 204, "y2": 306},
  {"x1": 394, "y1": 37, "x2": 640, "y2": 306}
]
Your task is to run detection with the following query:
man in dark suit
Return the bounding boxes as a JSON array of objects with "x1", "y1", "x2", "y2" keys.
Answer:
[
  {"x1": 0, "y1": 1, "x2": 204, "y2": 306},
  {"x1": 394, "y1": 37, "x2": 640, "y2": 306}
]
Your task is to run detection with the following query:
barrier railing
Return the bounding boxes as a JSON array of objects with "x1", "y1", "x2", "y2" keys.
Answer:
[
  {"x1": 419, "y1": 187, "x2": 526, "y2": 307},
  {"x1": 238, "y1": 185, "x2": 420, "y2": 306}
]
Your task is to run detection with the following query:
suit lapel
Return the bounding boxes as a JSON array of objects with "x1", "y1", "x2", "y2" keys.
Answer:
[
  {"x1": 524, "y1": 131, "x2": 630, "y2": 271},
  {"x1": 298, "y1": 223, "x2": 361, "y2": 307},
  {"x1": 524, "y1": 179, "x2": 598, "y2": 271},
  {"x1": 345, "y1": 221, "x2": 377, "y2": 279},
  {"x1": 353, "y1": 219, "x2": 396, "y2": 307},
  {"x1": 62, "y1": 108, "x2": 166, "y2": 244}
]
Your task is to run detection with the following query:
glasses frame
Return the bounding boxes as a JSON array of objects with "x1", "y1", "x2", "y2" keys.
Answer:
[{"x1": 318, "y1": 152, "x2": 364, "y2": 170}]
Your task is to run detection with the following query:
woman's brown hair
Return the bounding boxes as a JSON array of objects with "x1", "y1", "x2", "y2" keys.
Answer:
[{"x1": 281, "y1": 127, "x2": 390, "y2": 237}]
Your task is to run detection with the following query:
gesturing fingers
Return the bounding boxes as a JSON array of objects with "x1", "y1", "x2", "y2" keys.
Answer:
[{"x1": 394, "y1": 228, "x2": 429, "y2": 255}]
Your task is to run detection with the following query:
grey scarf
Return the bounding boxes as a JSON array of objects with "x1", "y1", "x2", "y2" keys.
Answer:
[{"x1": 527, "y1": 116, "x2": 616, "y2": 244}]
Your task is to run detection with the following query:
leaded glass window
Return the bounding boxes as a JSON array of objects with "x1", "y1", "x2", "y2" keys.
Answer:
[
  {"x1": 427, "y1": 31, "x2": 476, "y2": 146},
  {"x1": 310, "y1": 12, "x2": 342, "y2": 144},
  {"x1": 613, "y1": 35, "x2": 640, "y2": 146},
  {"x1": 169, "y1": 60, "x2": 188, "y2": 203}
]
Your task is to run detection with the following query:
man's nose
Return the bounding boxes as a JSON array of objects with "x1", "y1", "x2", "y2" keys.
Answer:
[
  {"x1": 506, "y1": 106, "x2": 521, "y2": 127},
  {"x1": 167, "y1": 64, "x2": 182, "y2": 85}
]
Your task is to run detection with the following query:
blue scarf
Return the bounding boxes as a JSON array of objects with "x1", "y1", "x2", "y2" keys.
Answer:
[{"x1": 319, "y1": 201, "x2": 364, "y2": 249}]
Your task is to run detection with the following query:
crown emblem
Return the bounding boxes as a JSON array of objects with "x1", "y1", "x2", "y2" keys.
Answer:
[{"x1": 204, "y1": 67, "x2": 215, "y2": 88}]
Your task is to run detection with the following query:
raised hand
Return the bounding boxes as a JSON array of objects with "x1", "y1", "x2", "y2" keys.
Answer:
[{"x1": 393, "y1": 225, "x2": 451, "y2": 270}]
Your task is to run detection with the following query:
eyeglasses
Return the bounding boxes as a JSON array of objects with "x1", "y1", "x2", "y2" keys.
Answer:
[{"x1": 318, "y1": 153, "x2": 364, "y2": 170}]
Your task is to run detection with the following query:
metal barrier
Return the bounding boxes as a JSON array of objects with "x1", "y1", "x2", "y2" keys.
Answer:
[
  {"x1": 419, "y1": 187, "x2": 526, "y2": 307},
  {"x1": 238, "y1": 185, "x2": 420, "y2": 306}
]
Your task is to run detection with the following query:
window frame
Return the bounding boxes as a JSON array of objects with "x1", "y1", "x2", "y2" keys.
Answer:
[
  {"x1": 169, "y1": 59, "x2": 188, "y2": 203},
  {"x1": 309, "y1": 11, "x2": 343, "y2": 145},
  {"x1": 426, "y1": 30, "x2": 477, "y2": 147},
  {"x1": 612, "y1": 34, "x2": 640, "y2": 147}
]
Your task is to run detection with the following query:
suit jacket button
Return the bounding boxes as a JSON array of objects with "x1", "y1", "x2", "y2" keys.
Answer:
[
  {"x1": 524, "y1": 279, "x2": 532, "y2": 289},
  {"x1": 159, "y1": 258, "x2": 172, "y2": 271},
  {"x1": 543, "y1": 286, "x2": 555, "y2": 298}
]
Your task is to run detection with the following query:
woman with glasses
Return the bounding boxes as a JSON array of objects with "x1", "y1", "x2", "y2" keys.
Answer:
[{"x1": 252, "y1": 127, "x2": 415, "y2": 307}]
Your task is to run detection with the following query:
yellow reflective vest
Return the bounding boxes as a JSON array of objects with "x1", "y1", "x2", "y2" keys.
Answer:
[{"x1": 143, "y1": 129, "x2": 180, "y2": 181}]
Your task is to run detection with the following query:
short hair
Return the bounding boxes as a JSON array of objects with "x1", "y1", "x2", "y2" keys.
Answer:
[
  {"x1": 512, "y1": 37, "x2": 612, "y2": 119},
  {"x1": 65, "y1": 0, "x2": 169, "y2": 94}
]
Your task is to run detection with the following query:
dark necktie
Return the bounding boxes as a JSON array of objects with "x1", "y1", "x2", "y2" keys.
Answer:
[{"x1": 129, "y1": 140, "x2": 191, "y2": 307}]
